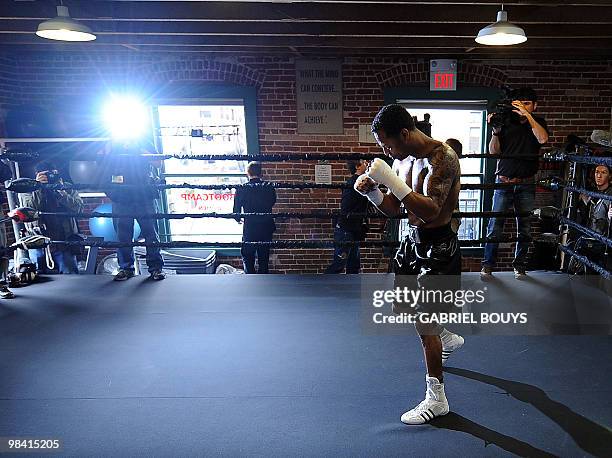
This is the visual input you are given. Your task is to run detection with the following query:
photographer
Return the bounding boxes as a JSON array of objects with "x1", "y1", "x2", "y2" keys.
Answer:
[
  {"x1": 22, "y1": 161, "x2": 84, "y2": 274},
  {"x1": 481, "y1": 87, "x2": 549, "y2": 280}
]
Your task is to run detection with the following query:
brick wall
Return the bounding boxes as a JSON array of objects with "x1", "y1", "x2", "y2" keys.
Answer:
[
  {"x1": 0, "y1": 55, "x2": 18, "y2": 107},
  {"x1": 1, "y1": 53, "x2": 610, "y2": 273}
]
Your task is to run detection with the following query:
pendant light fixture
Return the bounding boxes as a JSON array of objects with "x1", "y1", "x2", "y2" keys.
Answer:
[
  {"x1": 36, "y1": 2, "x2": 96, "y2": 42},
  {"x1": 475, "y1": 4, "x2": 527, "y2": 46}
]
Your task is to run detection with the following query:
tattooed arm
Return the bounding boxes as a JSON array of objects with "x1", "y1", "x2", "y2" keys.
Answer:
[{"x1": 401, "y1": 150, "x2": 460, "y2": 223}]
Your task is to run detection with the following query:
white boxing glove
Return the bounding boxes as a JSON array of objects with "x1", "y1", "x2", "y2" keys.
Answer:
[
  {"x1": 354, "y1": 174, "x2": 384, "y2": 206},
  {"x1": 367, "y1": 158, "x2": 412, "y2": 201}
]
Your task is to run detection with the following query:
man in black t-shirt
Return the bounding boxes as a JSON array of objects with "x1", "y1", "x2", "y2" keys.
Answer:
[
  {"x1": 233, "y1": 162, "x2": 277, "y2": 273},
  {"x1": 325, "y1": 159, "x2": 370, "y2": 274},
  {"x1": 481, "y1": 87, "x2": 549, "y2": 280}
]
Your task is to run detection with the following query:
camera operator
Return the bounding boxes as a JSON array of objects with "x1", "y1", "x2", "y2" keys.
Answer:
[
  {"x1": 22, "y1": 161, "x2": 84, "y2": 274},
  {"x1": 481, "y1": 87, "x2": 549, "y2": 280}
]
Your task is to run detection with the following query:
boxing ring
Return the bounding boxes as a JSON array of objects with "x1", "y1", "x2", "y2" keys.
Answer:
[
  {"x1": 0, "y1": 144, "x2": 611, "y2": 456},
  {"x1": 0, "y1": 273, "x2": 611, "y2": 456}
]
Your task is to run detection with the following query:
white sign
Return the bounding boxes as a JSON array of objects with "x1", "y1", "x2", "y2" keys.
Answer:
[
  {"x1": 315, "y1": 164, "x2": 332, "y2": 184},
  {"x1": 296, "y1": 60, "x2": 343, "y2": 134}
]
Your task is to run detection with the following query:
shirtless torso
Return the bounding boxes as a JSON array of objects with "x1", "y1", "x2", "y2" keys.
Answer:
[{"x1": 394, "y1": 142, "x2": 461, "y2": 228}]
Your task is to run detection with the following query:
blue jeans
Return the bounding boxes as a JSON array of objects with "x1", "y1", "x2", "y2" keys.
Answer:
[
  {"x1": 30, "y1": 248, "x2": 78, "y2": 274},
  {"x1": 325, "y1": 226, "x2": 361, "y2": 274},
  {"x1": 483, "y1": 179, "x2": 535, "y2": 270},
  {"x1": 115, "y1": 201, "x2": 163, "y2": 273}
]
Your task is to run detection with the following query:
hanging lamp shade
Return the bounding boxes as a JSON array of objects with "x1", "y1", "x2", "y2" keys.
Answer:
[
  {"x1": 475, "y1": 10, "x2": 527, "y2": 46},
  {"x1": 36, "y1": 5, "x2": 96, "y2": 42}
]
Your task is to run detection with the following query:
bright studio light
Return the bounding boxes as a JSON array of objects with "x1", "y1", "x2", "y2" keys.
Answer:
[{"x1": 103, "y1": 96, "x2": 150, "y2": 140}]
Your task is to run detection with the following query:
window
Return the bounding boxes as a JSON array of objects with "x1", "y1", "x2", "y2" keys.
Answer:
[{"x1": 155, "y1": 102, "x2": 248, "y2": 243}]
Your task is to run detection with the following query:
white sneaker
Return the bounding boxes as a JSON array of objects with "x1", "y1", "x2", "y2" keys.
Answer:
[
  {"x1": 440, "y1": 329, "x2": 464, "y2": 366},
  {"x1": 401, "y1": 376, "x2": 449, "y2": 425}
]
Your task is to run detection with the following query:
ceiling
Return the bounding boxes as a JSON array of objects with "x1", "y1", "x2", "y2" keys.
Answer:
[{"x1": 1, "y1": 0, "x2": 612, "y2": 58}]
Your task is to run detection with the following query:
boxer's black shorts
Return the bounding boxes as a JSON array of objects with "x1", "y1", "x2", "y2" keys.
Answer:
[{"x1": 392, "y1": 223, "x2": 462, "y2": 315}]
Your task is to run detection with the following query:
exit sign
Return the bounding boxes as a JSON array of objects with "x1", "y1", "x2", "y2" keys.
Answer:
[{"x1": 430, "y1": 59, "x2": 457, "y2": 91}]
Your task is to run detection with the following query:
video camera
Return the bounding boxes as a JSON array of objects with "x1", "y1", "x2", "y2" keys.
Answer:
[{"x1": 489, "y1": 85, "x2": 521, "y2": 129}]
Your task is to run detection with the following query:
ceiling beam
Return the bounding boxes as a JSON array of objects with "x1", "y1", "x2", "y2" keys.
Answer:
[
  {"x1": 1, "y1": 19, "x2": 611, "y2": 37},
  {"x1": 2, "y1": 43, "x2": 609, "y2": 59},
  {"x1": 3, "y1": 34, "x2": 611, "y2": 49},
  {"x1": 3, "y1": 2, "x2": 612, "y2": 24}
]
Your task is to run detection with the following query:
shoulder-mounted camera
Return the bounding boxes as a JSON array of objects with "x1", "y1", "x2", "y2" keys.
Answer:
[{"x1": 489, "y1": 85, "x2": 521, "y2": 129}]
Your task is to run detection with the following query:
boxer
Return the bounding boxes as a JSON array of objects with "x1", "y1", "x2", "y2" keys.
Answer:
[{"x1": 356, "y1": 104, "x2": 465, "y2": 425}]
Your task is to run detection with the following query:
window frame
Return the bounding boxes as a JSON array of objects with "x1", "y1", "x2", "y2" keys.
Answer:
[{"x1": 152, "y1": 84, "x2": 259, "y2": 256}]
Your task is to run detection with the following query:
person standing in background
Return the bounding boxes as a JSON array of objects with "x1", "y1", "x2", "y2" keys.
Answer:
[
  {"x1": 233, "y1": 162, "x2": 277, "y2": 274},
  {"x1": 325, "y1": 159, "x2": 370, "y2": 274}
]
